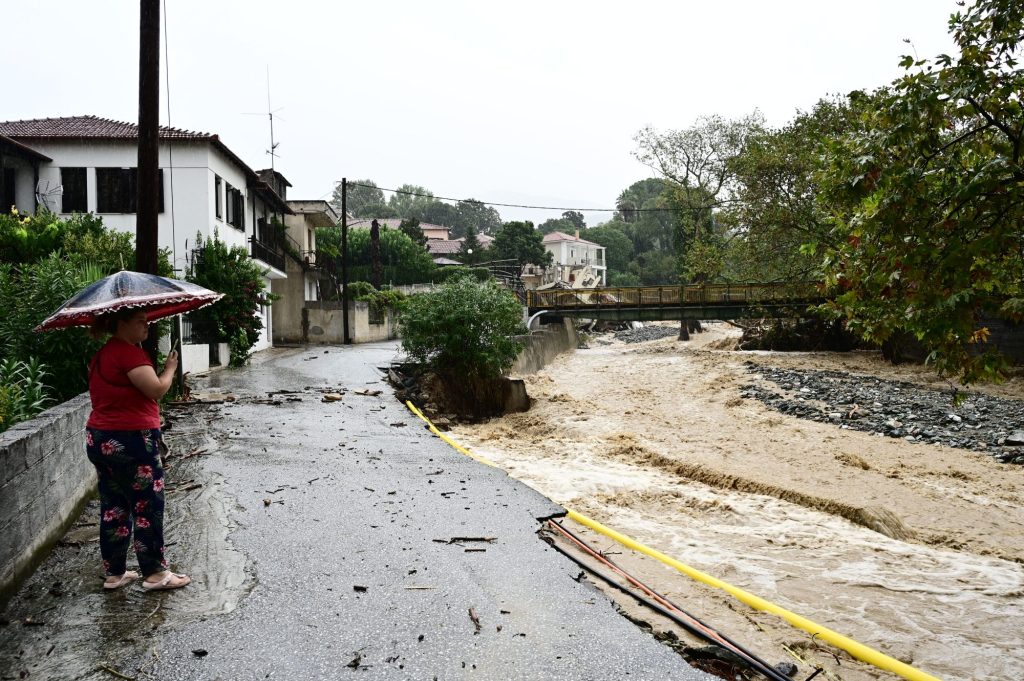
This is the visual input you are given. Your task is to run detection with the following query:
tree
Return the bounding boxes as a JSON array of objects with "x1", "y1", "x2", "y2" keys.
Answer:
[
  {"x1": 370, "y1": 219, "x2": 383, "y2": 289},
  {"x1": 635, "y1": 113, "x2": 764, "y2": 283},
  {"x1": 187, "y1": 232, "x2": 276, "y2": 367},
  {"x1": 418, "y1": 201, "x2": 461, "y2": 231},
  {"x1": 561, "y1": 210, "x2": 586, "y2": 231},
  {"x1": 460, "y1": 224, "x2": 483, "y2": 264},
  {"x1": 491, "y1": 221, "x2": 552, "y2": 276},
  {"x1": 332, "y1": 179, "x2": 384, "y2": 217},
  {"x1": 399, "y1": 218, "x2": 427, "y2": 247},
  {"x1": 584, "y1": 224, "x2": 634, "y2": 275},
  {"x1": 399, "y1": 276, "x2": 525, "y2": 379},
  {"x1": 722, "y1": 98, "x2": 853, "y2": 284},
  {"x1": 454, "y1": 199, "x2": 502, "y2": 238},
  {"x1": 316, "y1": 225, "x2": 437, "y2": 287},
  {"x1": 537, "y1": 217, "x2": 573, "y2": 235},
  {"x1": 817, "y1": 0, "x2": 1024, "y2": 384},
  {"x1": 388, "y1": 184, "x2": 435, "y2": 218}
]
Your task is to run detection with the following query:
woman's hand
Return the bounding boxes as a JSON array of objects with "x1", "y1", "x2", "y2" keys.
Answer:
[
  {"x1": 128, "y1": 350, "x2": 179, "y2": 401},
  {"x1": 164, "y1": 349, "x2": 179, "y2": 374}
]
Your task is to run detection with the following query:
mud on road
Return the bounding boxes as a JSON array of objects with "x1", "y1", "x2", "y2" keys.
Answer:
[{"x1": 452, "y1": 323, "x2": 1024, "y2": 681}]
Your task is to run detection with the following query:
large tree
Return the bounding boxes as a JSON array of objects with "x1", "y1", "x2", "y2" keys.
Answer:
[
  {"x1": 722, "y1": 98, "x2": 854, "y2": 283},
  {"x1": 584, "y1": 223, "x2": 634, "y2": 276},
  {"x1": 635, "y1": 113, "x2": 764, "y2": 283},
  {"x1": 492, "y1": 221, "x2": 552, "y2": 276},
  {"x1": 332, "y1": 179, "x2": 385, "y2": 217},
  {"x1": 454, "y1": 199, "x2": 502, "y2": 238},
  {"x1": 387, "y1": 184, "x2": 435, "y2": 219},
  {"x1": 818, "y1": 0, "x2": 1024, "y2": 384}
]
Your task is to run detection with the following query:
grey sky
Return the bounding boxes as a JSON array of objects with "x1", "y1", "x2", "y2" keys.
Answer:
[{"x1": 1, "y1": 1, "x2": 957, "y2": 225}]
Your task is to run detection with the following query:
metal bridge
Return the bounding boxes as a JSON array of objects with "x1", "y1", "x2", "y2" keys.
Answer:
[{"x1": 525, "y1": 283, "x2": 824, "y2": 322}]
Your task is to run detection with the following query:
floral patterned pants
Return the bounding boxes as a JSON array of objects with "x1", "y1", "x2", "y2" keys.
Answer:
[{"x1": 85, "y1": 428, "x2": 168, "y2": 576}]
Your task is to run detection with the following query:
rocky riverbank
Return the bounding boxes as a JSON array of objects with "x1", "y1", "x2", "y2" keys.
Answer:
[{"x1": 741, "y1": 363, "x2": 1024, "y2": 463}]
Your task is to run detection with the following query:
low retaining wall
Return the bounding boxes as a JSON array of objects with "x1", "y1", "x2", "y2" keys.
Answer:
[
  {"x1": 0, "y1": 394, "x2": 95, "y2": 606},
  {"x1": 304, "y1": 301, "x2": 398, "y2": 344},
  {"x1": 510, "y1": 318, "x2": 578, "y2": 375}
]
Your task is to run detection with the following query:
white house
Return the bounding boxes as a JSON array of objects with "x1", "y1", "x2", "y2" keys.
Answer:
[
  {"x1": 542, "y1": 231, "x2": 607, "y2": 285},
  {"x1": 0, "y1": 115, "x2": 293, "y2": 372}
]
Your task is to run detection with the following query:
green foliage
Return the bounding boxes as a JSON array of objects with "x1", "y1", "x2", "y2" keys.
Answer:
[
  {"x1": 399, "y1": 218, "x2": 427, "y2": 247},
  {"x1": 186, "y1": 232, "x2": 276, "y2": 367},
  {"x1": 435, "y1": 266, "x2": 490, "y2": 283},
  {"x1": 816, "y1": 0, "x2": 1024, "y2": 384},
  {"x1": 0, "y1": 357, "x2": 50, "y2": 433},
  {"x1": 316, "y1": 225, "x2": 438, "y2": 287},
  {"x1": 492, "y1": 221, "x2": 552, "y2": 276},
  {"x1": 0, "y1": 257, "x2": 106, "y2": 402},
  {"x1": 583, "y1": 225, "x2": 633, "y2": 274},
  {"x1": 399, "y1": 277, "x2": 525, "y2": 378},
  {"x1": 332, "y1": 179, "x2": 385, "y2": 217},
  {"x1": 347, "y1": 281, "x2": 406, "y2": 317}
]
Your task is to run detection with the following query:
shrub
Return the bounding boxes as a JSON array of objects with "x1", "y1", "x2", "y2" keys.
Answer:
[
  {"x1": 399, "y1": 277, "x2": 525, "y2": 378},
  {"x1": 0, "y1": 358, "x2": 50, "y2": 433},
  {"x1": 186, "y1": 232, "x2": 277, "y2": 367},
  {"x1": 435, "y1": 266, "x2": 490, "y2": 283}
]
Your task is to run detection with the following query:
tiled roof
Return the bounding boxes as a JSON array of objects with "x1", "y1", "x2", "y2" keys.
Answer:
[
  {"x1": 455, "y1": 233, "x2": 494, "y2": 246},
  {"x1": 426, "y1": 239, "x2": 464, "y2": 255},
  {"x1": 543, "y1": 231, "x2": 601, "y2": 246},
  {"x1": 0, "y1": 115, "x2": 213, "y2": 140}
]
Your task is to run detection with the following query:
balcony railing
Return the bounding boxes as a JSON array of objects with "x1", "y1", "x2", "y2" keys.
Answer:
[
  {"x1": 302, "y1": 250, "x2": 317, "y2": 269},
  {"x1": 250, "y1": 236, "x2": 286, "y2": 272}
]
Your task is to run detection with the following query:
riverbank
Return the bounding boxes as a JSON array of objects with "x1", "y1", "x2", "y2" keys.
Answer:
[{"x1": 452, "y1": 323, "x2": 1024, "y2": 681}]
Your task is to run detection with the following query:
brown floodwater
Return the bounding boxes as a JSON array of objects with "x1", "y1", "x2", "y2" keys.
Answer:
[{"x1": 453, "y1": 324, "x2": 1024, "y2": 681}]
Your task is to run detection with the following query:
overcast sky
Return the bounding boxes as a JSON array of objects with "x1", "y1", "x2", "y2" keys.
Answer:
[{"x1": 1, "y1": 1, "x2": 958, "y2": 225}]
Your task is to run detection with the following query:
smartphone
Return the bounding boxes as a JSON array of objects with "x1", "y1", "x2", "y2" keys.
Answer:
[{"x1": 170, "y1": 339, "x2": 181, "y2": 355}]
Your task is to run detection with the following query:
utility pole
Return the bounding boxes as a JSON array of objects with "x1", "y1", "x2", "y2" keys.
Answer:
[
  {"x1": 340, "y1": 178, "x2": 351, "y2": 344},
  {"x1": 137, "y1": 0, "x2": 161, "y2": 360}
]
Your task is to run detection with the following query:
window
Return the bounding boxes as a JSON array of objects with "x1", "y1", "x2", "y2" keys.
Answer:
[
  {"x1": 224, "y1": 183, "x2": 244, "y2": 230},
  {"x1": 1, "y1": 170, "x2": 14, "y2": 211},
  {"x1": 96, "y1": 168, "x2": 163, "y2": 213},
  {"x1": 61, "y1": 167, "x2": 87, "y2": 213},
  {"x1": 214, "y1": 175, "x2": 223, "y2": 219}
]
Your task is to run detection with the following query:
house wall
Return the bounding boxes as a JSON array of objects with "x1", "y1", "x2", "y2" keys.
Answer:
[
  {"x1": 304, "y1": 301, "x2": 398, "y2": 344},
  {"x1": 0, "y1": 394, "x2": 94, "y2": 606}
]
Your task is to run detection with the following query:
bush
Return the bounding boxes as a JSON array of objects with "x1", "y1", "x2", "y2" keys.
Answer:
[
  {"x1": 399, "y1": 277, "x2": 525, "y2": 378},
  {"x1": 435, "y1": 266, "x2": 490, "y2": 283},
  {"x1": 186, "y1": 232, "x2": 276, "y2": 367},
  {"x1": 0, "y1": 358, "x2": 50, "y2": 433}
]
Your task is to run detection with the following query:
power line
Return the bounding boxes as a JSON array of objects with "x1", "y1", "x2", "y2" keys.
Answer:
[{"x1": 342, "y1": 181, "x2": 691, "y2": 214}]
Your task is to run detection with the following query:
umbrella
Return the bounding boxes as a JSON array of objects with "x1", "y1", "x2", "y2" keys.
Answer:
[{"x1": 34, "y1": 270, "x2": 224, "y2": 332}]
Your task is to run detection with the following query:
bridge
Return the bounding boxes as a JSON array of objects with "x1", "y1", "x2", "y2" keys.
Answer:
[{"x1": 525, "y1": 283, "x2": 824, "y2": 322}]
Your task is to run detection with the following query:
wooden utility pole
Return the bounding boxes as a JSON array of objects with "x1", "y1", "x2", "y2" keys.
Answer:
[
  {"x1": 340, "y1": 178, "x2": 352, "y2": 344},
  {"x1": 137, "y1": 0, "x2": 161, "y2": 362},
  {"x1": 136, "y1": 0, "x2": 160, "y2": 276}
]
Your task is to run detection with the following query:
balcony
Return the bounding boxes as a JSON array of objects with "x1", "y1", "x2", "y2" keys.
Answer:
[
  {"x1": 250, "y1": 236, "x2": 287, "y2": 274},
  {"x1": 302, "y1": 250, "x2": 318, "y2": 269}
]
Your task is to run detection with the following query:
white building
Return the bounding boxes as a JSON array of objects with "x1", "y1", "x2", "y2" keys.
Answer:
[
  {"x1": 542, "y1": 231, "x2": 607, "y2": 285},
  {"x1": 0, "y1": 115, "x2": 293, "y2": 371}
]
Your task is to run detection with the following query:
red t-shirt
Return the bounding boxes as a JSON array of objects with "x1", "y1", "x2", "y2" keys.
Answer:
[{"x1": 86, "y1": 338, "x2": 161, "y2": 430}]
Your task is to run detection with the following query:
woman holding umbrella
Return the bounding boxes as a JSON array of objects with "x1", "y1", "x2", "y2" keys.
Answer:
[
  {"x1": 86, "y1": 307, "x2": 190, "y2": 591},
  {"x1": 36, "y1": 270, "x2": 223, "y2": 592}
]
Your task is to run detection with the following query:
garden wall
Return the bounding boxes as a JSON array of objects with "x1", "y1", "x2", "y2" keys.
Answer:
[
  {"x1": 510, "y1": 318, "x2": 578, "y2": 375},
  {"x1": 0, "y1": 393, "x2": 94, "y2": 606},
  {"x1": 304, "y1": 301, "x2": 398, "y2": 344}
]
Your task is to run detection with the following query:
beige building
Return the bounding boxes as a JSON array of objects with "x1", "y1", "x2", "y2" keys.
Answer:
[{"x1": 271, "y1": 200, "x2": 338, "y2": 344}]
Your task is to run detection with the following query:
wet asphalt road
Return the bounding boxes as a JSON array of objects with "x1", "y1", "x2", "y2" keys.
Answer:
[{"x1": 2, "y1": 342, "x2": 711, "y2": 680}]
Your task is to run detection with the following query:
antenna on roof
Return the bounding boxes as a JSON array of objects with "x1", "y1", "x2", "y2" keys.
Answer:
[{"x1": 242, "y1": 64, "x2": 284, "y2": 171}]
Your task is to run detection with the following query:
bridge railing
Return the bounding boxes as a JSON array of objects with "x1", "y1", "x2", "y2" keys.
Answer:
[{"x1": 526, "y1": 282, "x2": 820, "y2": 309}]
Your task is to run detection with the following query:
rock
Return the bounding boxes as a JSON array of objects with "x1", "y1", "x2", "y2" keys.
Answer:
[{"x1": 1004, "y1": 431, "x2": 1024, "y2": 446}]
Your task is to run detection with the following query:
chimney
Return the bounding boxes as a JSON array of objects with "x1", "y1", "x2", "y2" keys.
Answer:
[{"x1": 575, "y1": 229, "x2": 580, "y2": 239}]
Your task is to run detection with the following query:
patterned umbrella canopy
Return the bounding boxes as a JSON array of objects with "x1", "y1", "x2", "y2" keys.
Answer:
[{"x1": 34, "y1": 270, "x2": 223, "y2": 332}]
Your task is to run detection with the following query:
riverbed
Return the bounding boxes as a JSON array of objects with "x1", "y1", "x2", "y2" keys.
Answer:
[{"x1": 452, "y1": 323, "x2": 1024, "y2": 681}]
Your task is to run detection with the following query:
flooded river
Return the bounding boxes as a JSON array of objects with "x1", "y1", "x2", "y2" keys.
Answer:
[{"x1": 453, "y1": 324, "x2": 1024, "y2": 681}]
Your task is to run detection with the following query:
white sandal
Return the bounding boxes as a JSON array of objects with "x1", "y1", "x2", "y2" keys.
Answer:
[{"x1": 141, "y1": 572, "x2": 191, "y2": 591}]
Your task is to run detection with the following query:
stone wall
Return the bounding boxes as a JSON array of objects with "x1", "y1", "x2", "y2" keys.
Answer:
[
  {"x1": 510, "y1": 318, "x2": 578, "y2": 375},
  {"x1": 0, "y1": 394, "x2": 94, "y2": 605}
]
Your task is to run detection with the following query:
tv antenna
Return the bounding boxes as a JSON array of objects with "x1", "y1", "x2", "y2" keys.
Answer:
[
  {"x1": 35, "y1": 179, "x2": 63, "y2": 212},
  {"x1": 243, "y1": 65, "x2": 284, "y2": 171}
]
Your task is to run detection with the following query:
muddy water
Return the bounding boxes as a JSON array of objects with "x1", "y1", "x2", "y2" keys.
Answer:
[{"x1": 453, "y1": 325, "x2": 1024, "y2": 681}]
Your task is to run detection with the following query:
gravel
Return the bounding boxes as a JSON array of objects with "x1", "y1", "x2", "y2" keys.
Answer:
[
  {"x1": 614, "y1": 325, "x2": 681, "y2": 343},
  {"x1": 740, "y1": 362, "x2": 1024, "y2": 464}
]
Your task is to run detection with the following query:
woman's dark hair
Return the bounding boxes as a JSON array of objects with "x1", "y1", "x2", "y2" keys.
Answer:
[{"x1": 90, "y1": 307, "x2": 144, "y2": 340}]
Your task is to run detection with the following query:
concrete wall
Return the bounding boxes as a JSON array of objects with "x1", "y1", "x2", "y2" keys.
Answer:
[
  {"x1": 304, "y1": 301, "x2": 398, "y2": 344},
  {"x1": 0, "y1": 394, "x2": 94, "y2": 606},
  {"x1": 509, "y1": 318, "x2": 578, "y2": 375}
]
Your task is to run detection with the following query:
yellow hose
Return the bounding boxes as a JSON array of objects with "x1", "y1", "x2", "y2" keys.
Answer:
[{"x1": 405, "y1": 401, "x2": 944, "y2": 681}]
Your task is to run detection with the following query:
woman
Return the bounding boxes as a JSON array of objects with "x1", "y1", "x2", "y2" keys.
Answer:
[{"x1": 86, "y1": 307, "x2": 190, "y2": 591}]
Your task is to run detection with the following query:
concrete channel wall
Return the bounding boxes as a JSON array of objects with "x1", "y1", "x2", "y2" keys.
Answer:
[
  {"x1": 0, "y1": 394, "x2": 95, "y2": 605},
  {"x1": 510, "y1": 318, "x2": 578, "y2": 375}
]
